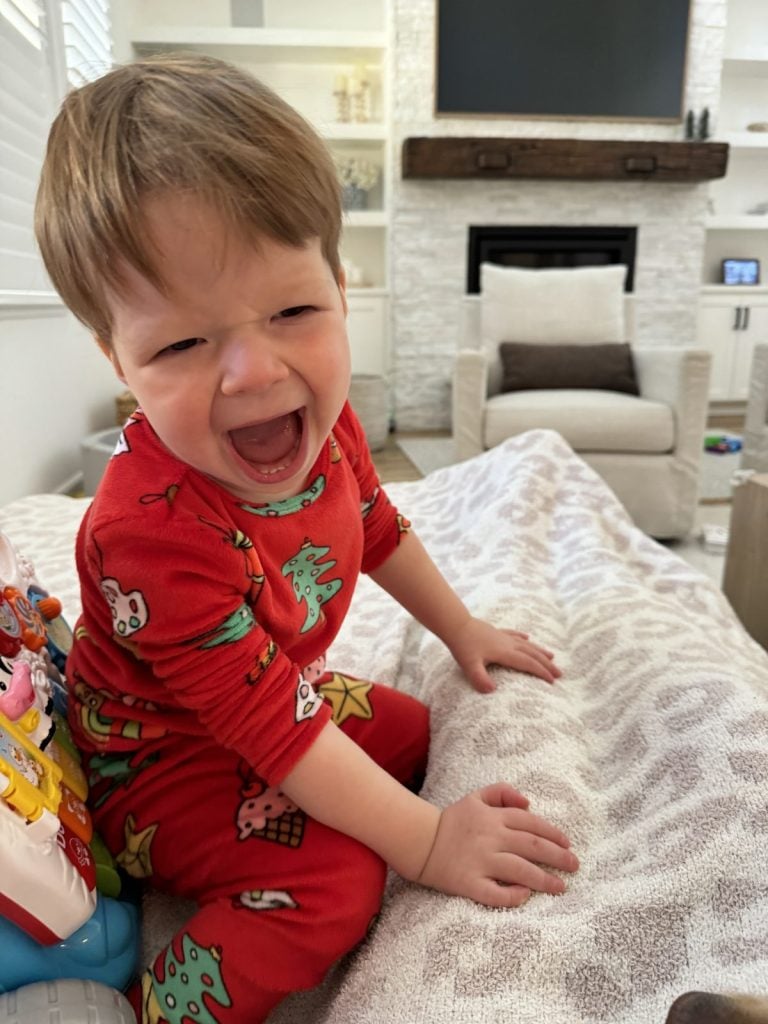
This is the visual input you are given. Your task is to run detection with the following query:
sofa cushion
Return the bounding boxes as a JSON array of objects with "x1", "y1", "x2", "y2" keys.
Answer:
[
  {"x1": 484, "y1": 389, "x2": 675, "y2": 453},
  {"x1": 499, "y1": 341, "x2": 640, "y2": 395},
  {"x1": 480, "y1": 263, "x2": 627, "y2": 347}
]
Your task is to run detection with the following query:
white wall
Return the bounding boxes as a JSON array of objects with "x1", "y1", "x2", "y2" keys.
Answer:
[{"x1": 0, "y1": 308, "x2": 122, "y2": 505}]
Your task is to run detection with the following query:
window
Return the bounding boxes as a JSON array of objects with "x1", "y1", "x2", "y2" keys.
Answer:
[{"x1": 0, "y1": 0, "x2": 111, "y2": 305}]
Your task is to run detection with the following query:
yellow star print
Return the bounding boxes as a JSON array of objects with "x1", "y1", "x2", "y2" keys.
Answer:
[
  {"x1": 318, "y1": 672, "x2": 374, "y2": 726},
  {"x1": 116, "y1": 813, "x2": 158, "y2": 879}
]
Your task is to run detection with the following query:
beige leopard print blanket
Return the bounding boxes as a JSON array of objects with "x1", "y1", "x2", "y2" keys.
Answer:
[{"x1": 2, "y1": 430, "x2": 766, "y2": 1023}]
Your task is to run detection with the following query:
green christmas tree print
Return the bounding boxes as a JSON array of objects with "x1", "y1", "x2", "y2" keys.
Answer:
[
  {"x1": 282, "y1": 538, "x2": 342, "y2": 633},
  {"x1": 146, "y1": 932, "x2": 232, "y2": 1024}
]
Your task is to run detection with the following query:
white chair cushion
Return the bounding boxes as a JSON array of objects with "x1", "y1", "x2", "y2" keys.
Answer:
[
  {"x1": 484, "y1": 389, "x2": 675, "y2": 453},
  {"x1": 479, "y1": 263, "x2": 628, "y2": 347}
]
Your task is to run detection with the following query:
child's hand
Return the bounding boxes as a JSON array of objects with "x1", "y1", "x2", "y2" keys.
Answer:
[
  {"x1": 447, "y1": 616, "x2": 561, "y2": 691},
  {"x1": 416, "y1": 783, "x2": 578, "y2": 908}
]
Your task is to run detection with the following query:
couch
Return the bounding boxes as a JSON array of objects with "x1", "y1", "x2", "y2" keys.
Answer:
[{"x1": 1, "y1": 431, "x2": 766, "y2": 1023}]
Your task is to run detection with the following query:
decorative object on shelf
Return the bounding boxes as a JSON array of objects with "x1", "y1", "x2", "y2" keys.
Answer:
[
  {"x1": 348, "y1": 64, "x2": 372, "y2": 123},
  {"x1": 229, "y1": 0, "x2": 263, "y2": 27},
  {"x1": 698, "y1": 107, "x2": 710, "y2": 140},
  {"x1": 342, "y1": 259, "x2": 366, "y2": 288},
  {"x1": 746, "y1": 201, "x2": 768, "y2": 215},
  {"x1": 685, "y1": 109, "x2": 695, "y2": 140},
  {"x1": 747, "y1": 122, "x2": 768, "y2": 133},
  {"x1": 335, "y1": 155, "x2": 380, "y2": 211},
  {"x1": 721, "y1": 258, "x2": 760, "y2": 286},
  {"x1": 333, "y1": 73, "x2": 350, "y2": 123}
]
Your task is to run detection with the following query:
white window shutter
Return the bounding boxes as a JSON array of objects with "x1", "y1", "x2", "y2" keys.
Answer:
[
  {"x1": 0, "y1": 0, "x2": 57, "y2": 296},
  {"x1": 61, "y1": 0, "x2": 111, "y2": 87},
  {"x1": 0, "y1": 0, "x2": 112, "y2": 304}
]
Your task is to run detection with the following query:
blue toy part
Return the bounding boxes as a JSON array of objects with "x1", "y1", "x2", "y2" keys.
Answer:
[
  {"x1": 704, "y1": 433, "x2": 743, "y2": 454},
  {"x1": 0, "y1": 978, "x2": 136, "y2": 1024},
  {"x1": 0, "y1": 894, "x2": 140, "y2": 996}
]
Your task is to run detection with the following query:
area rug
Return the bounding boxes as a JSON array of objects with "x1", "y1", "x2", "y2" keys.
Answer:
[
  {"x1": 395, "y1": 436, "x2": 456, "y2": 476},
  {"x1": 397, "y1": 435, "x2": 742, "y2": 504}
]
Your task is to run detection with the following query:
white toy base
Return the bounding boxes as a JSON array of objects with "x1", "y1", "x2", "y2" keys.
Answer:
[{"x1": 0, "y1": 979, "x2": 135, "y2": 1024}]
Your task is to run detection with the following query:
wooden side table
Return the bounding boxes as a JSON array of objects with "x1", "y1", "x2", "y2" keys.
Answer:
[{"x1": 723, "y1": 472, "x2": 768, "y2": 649}]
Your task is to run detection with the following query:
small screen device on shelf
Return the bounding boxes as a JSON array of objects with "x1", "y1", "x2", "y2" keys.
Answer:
[{"x1": 722, "y1": 258, "x2": 760, "y2": 286}]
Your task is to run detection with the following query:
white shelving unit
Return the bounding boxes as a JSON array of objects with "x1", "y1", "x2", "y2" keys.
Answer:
[
  {"x1": 700, "y1": 0, "x2": 768, "y2": 400},
  {"x1": 113, "y1": 0, "x2": 392, "y2": 376}
]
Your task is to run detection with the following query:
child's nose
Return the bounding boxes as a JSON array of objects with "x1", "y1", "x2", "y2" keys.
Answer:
[{"x1": 219, "y1": 330, "x2": 289, "y2": 395}]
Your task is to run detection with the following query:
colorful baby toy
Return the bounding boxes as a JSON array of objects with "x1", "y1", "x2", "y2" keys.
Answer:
[{"x1": 0, "y1": 530, "x2": 140, "y2": 1022}]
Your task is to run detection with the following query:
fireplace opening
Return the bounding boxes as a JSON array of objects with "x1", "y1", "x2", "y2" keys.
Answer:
[{"x1": 467, "y1": 226, "x2": 637, "y2": 293}]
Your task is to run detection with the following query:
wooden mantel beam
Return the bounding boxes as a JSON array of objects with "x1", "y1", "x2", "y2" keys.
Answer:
[{"x1": 401, "y1": 137, "x2": 729, "y2": 182}]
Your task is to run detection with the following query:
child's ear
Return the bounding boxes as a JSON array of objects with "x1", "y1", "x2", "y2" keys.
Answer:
[{"x1": 94, "y1": 335, "x2": 127, "y2": 383}]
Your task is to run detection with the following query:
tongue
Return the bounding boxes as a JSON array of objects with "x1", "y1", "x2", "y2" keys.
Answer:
[{"x1": 230, "y1": 412, "x2": 300, "y2": 467}]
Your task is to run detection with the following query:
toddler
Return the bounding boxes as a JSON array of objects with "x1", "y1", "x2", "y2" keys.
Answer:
[{"x1": 35, "y1": 54, "x2": 578, "y2": 1023}]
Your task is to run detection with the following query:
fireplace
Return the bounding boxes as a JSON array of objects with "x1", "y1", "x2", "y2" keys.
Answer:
[{"x1": 467, "y1": 225, "x2": 637, "y2": 293}]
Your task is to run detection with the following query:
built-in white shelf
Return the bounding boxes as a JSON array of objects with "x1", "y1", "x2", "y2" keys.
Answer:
[
  {"x1": 722, "y1": 55, "x2": 768, "y2": 78},
  {"x1": 322, "y1": 123, "x2": 387, "y2": 141},
  {"x1": 719, "y1": 131, "x2": 768, "y2": 149},
  {"x1": 347, "y1": 286, "x2": 389, "y2": 298},
  {"x1": 131, "y1": 26, "x2": 386, "y2": 62},
  {"x1": 700, "y1": 285, "x2": 768, "y2": 295},
  {"x1": 345, "y1": 210, "x2": 387, "y2": 227},
  {"x1": 706, "y1": 215, "x2": 768, "y2": 229}
]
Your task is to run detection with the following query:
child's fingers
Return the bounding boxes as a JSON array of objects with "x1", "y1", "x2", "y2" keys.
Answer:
[
  {"x1": 489, "y1": 853, "x2": 569, "y2": 895},
  {"x1": 502, "y1": 648, "x2": 559, "y2": 684},
  {"x1": 501, "y1": 809, "x2": 573, "y2": 851},
  {"x1": 479, "y1": 781, "x2": 530, "y2": 810},
  {"x1": 472, "y1": 879, "x2": 531, "y2": 909},
  {"x1": 501, "y1": 832, "x2": 580, "y2": 875}
]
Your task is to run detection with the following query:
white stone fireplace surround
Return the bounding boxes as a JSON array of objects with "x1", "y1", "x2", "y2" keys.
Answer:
[{"x1": 389, "y1": 0, "x2": 726, "y2": 431}]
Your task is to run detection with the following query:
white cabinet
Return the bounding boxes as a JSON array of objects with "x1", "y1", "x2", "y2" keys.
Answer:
[
  {"x1": 703, "y1": 0, "x2": 768, "y2": 285},
  {"x1": 699, "y1": 0, "x2": 768, "y2": 402},
  {"x1": 346, "y1": 291, "x2": 387, "y2": 376},
  {"x1": 697, "y1": 290, "x2": 768, "y2": 399},
  {"x1": 112, "y1": 0, "x2": 392, "y2": 369}
]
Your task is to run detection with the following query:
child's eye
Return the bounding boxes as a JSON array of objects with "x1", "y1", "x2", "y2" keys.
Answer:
[
  {"x1": 163, "y1": 338, "x2": 202, "y2": 354},
  {"x1": 276, "y1": 306, "x2": 313, "y2": 320}
]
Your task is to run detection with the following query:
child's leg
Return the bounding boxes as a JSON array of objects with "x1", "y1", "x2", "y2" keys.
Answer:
[
  {"x1": 90, "y1": 681, "x2": 429, "y2": 1023},
  {"x1": 133, "y1": 819, "x2": 385, "y2": 1023}
]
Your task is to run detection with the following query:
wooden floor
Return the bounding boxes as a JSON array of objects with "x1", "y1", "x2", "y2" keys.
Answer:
[{"x1": 370, "y1": 433, "x2": 424, "y2": 483}]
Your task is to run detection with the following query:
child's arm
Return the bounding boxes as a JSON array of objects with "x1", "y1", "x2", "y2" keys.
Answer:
[
  {"x1": 280, "y1": 719, "x2": 578, "y2": 907},
  {"x1": 370, "y1": 530, "x2": 560, "y2": 692}
]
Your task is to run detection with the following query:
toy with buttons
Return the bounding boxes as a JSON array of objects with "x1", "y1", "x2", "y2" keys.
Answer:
[{"x1": 0, "y1": 531, "x2": 139, "y2": 1024}]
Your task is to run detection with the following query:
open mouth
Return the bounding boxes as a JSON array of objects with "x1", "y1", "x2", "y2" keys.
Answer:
[{"x1": 228, "y1": 409, "x2": 305, "y2": 484}]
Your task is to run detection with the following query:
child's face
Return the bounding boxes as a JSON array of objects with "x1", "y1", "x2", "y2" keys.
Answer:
[{"x1": 103, "y1": 194, "x2": 351, "y2": 503}]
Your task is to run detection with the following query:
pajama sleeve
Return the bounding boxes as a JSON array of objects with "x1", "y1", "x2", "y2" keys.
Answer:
[
  {"x1": 78, "y1": 511, "x2": 331, "y2": 785},
  {"x1": 333, "y1": 402, "x2": 411, "y2": 574}
]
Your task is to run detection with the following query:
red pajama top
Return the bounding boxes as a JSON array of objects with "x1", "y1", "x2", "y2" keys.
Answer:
[{"x1": 67, "y1": 402, "x2": 409, "y2": 785}]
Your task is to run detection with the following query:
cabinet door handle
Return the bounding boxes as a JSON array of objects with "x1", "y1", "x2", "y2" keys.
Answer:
[
  {"x1": 734, "y1": 306, "x2": 742, "y2": 330},
  {"x1": 743, "y1": 306, "x2": 751, "y2": 331}
]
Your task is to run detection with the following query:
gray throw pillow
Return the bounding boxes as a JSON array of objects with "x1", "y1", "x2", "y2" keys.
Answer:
[{"x1": 499, "y1": 341, "x2": 640, "y2": 395}]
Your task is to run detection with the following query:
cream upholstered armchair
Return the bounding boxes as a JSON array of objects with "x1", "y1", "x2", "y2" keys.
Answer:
[
  {"x1": 452, "y1": 265, "x2": 711, "y2": 540},
  {"x1": 743, "y1": 344, "x2": 768, "y2": 473}
]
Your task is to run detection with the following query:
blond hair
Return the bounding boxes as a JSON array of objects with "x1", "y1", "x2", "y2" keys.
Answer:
[{"x1": 35, "y1": 53, "x2": 343, "y2": 341}]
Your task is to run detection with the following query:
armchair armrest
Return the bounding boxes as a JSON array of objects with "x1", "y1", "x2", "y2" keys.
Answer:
[
  {"x1": 452, "y1": 349, "x2": 489, "y2": 461},
  {"x1": 632, "y1": 346, "x2": 711, "y2": 461},
  {"x1": 745, "y1": 344, "x2": 768, "y2": 433},
  {"x1": 743, "y1": 344, "x2": 768, "y2": 472}
]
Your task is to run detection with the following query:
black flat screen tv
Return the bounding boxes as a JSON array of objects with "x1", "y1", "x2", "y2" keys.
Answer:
[{"x1": 436, "y1": 0, "x2": 691, "y2": 121}]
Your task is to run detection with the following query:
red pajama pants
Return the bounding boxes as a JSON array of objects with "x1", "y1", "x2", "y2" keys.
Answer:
[{"x1": 87, "y1": 676, "x2": 430, "y2": 1024}]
